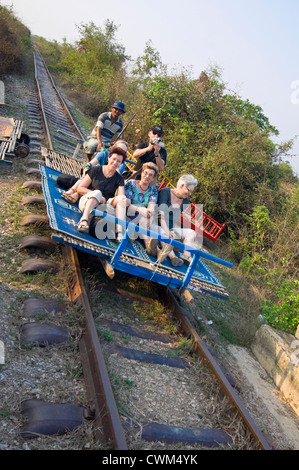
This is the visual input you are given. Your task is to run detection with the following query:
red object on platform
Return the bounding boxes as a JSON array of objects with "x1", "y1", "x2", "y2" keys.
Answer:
[{"x1": 181, "y1": 203, "x2": 225, "y2": 242}]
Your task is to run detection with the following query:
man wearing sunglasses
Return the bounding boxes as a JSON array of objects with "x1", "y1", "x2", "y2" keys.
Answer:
[{"x1": 130, "y1": 125, "x2": 167, "y2": 179}]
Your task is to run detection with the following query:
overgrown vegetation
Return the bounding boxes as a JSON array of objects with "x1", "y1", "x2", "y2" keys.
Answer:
[
  {"x1": 0, "y1": 4, "x2": 32, "y2": 77},
  {"x1": 2, "y1": 6, "x2": 299, "y2": 335}
]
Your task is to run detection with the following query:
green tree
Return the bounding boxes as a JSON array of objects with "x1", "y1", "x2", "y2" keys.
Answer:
[
  {"x1": 132, "y1": 40, "x2": 164, "y2": 79},
  {"x1": 225, "y1": 94, "x2": 279, "y2": 135},
  {"x1": 0, "y1": 4, "x2": 32, "y2": 76},
  {"x1": 37, "y1": 20, "x2": 129, "y2": 115}
]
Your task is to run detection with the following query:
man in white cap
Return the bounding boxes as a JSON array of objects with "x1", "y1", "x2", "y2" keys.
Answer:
[{"x1": 83, "y1": 101, "x2": 126, "y2": 162}]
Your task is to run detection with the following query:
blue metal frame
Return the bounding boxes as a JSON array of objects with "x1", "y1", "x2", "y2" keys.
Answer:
[
  {"x1": 92, "y1": 209, "x2": 233, "y2": 294},
  {"x1": 39, "y1": 163, "x2": 233, "y2": 298}
]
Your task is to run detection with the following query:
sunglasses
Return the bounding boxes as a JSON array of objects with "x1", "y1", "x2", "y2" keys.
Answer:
[{"x1": 153, "y1": 131, "x2": 162, "y2": 137}]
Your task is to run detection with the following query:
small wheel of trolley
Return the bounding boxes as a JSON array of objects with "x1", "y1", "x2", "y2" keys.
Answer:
[{"x1": 15, "y1": 133, "x2": 30, "y2": 158}]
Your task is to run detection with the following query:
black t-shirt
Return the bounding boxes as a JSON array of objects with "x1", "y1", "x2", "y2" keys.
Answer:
[
  {"x1": 87, "y1": 165, "x2": 124, "y2": 200},
  {"x1": 157, "y1": 187, "x2": 190, "y2": 230},
  {"x1": 133, "y1": 142, "x2": 167, "y2": 173}
]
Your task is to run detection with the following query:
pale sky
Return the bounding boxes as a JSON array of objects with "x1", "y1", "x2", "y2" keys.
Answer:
[{"x1": 5, "y1": 0, "x2": 299, "y2": 175}]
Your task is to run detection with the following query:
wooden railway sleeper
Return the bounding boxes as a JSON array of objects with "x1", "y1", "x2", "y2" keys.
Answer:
[{"x1": 20, "y1": 399, "x2": 95, "y2": 439}]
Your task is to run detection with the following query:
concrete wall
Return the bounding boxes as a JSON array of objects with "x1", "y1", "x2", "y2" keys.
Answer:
[{"x1": 251, "y1": 324, "x2": 299, "y2": 418}]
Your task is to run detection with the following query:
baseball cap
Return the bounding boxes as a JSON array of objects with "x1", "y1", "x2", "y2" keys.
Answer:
[{"x1": 150, "y1": 125, "x2": 164, "y2": 135}]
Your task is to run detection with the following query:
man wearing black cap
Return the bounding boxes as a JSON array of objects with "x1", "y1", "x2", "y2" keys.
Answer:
[
  {"x1": 130, "y1": 125, "x2": 167, "y2": 179},
  {"x1": 83, "y1": 101, "x2": 126, "y2": 161}
]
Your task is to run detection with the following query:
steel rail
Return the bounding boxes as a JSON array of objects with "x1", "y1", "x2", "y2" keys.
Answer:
[
  {"x1": 37, "y1": 50, "x2": 85, "y2": 141},
  {"x1": 165, "y1": 288, "x2": 273, "y2": 450},
  {"x1": 33, "y1": 49, "x2": 127, "y2": 449},
  {"x1": 63, "y1": 246, "x2": 127, "y2": 449},
  {"x1": 33, "y1": 49, "x2": 52, "y2": 149},
  {"x1": 33, "y1": 49, "x2": 272, "y2": 451}
]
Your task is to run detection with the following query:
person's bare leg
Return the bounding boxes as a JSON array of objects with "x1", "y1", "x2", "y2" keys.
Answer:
[
  {"x1": 78, "y1": 197, "x2": 98, "y2": 231},
  {"x1": 111, "y1": 195, "x2": 128, "y2": 241}
]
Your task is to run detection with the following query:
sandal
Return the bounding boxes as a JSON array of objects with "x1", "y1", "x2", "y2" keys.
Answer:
[
  {"x1": 157, "y1": 243, "x2": 173, "y2": 263},
  {"x1": 145, "y1": 238, "x2": 159, "y2": 257},
  {"x1": 62, "y1": 189, "x2": 79, "y2": 204},
  {"x1": 170, "y1": 256, "x2": 184, "y2": 267},
  {"x1": 180, "y1": 253, "x2": 199, "y2": 269},
  {"x1": 113, "y1": 232, "x2": 123, "y2": 245},
  {"x1": 78, "y1": 219, "x2": 89, "y2": 233},
  {"x1": 180, "y1": 253, "x2": 192, "y2": 265}
]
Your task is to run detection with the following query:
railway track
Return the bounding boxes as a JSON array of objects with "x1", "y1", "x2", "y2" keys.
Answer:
[{"x1": 6, "y1": 48, "x2": 275, "y2": 450}]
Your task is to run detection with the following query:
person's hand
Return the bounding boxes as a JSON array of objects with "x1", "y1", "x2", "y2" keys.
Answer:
[
  {"x1": 137, "y1": 207, "x2": 148, "y2": 218},
  {"x1": 151, "y1": 137, "x2": 161, "y2": 155},
  {"x1": 152, "y1": 136, "x2": 160, "y2": 145},
  {"x1": 147, "y1": 207, "x2": 154, "y2": 218},
  {"x1": 82, "y1": 162, "x2": 92, "y2": 175}
]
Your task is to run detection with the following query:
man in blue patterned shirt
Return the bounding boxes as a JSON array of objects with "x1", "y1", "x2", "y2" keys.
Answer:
[{"x1": 83, "y1": 101, "x2": 126, "y2": 161}]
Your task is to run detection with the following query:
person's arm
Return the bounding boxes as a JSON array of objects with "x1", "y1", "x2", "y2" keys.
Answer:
[
  {"x1": 150, "y1": 136, "x2": 166, "y2": 171},
  {"x1": 133, "y1": 141, "x2": 165, "y2": 171},
  {"x1": 158, "y1": 211, "x2": 173, "y2": 237},
  {"x1": 146, "y1": 187, "x2": 158, "y2": 219},
  {"x1": 146, "y1": 201, "x2": 156, "y2": 219},
  {"x1": 133, "y1": 143, "x2": 152, "y2": 159},
  {"x1": 96, "y1": 126, "x2": 103, "y2": 151},
  {"x1": 157, "y1": 190, "x2": 173, "y2": 237},
  {"x1": 117, "y1": 185, "x2": 125, "y2": 197},
  {"x1": 154, "y1": 150, "x2": 165, "y2": 171},
  {"x1": 88, "y1": 148, "x2": 107, "y2": 167},
  {"x1": 77, "y1": 174, "x2": 92, "y2": 196}
]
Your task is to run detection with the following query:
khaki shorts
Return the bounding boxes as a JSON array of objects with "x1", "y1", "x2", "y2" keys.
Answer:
[
  {"x1": 79, "y1": 191, "x2": 116, "y2": 217},
  {"x1": 172, "y1": 227, "x2": 196, "y2": 240},
  {"x1": 83, "y1": 137, "x2": 98, "y2": 155},
  {"x1": 148, "y1": 225, "x2": 197, "y2": 243},
  {"x1": 79, "y1": 190, "x2": 102, "y2": 212}
]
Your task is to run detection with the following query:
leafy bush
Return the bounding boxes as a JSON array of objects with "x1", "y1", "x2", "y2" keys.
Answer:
[
  {"x1": 35, "y1": 20, "x2": 129, "y2": 115},
  {"x1": 0, "y1": 5, "x2": 32, "y2": 76},
  {"x1": 261, "y1": 280, "x2": 299, "y2": 334}
]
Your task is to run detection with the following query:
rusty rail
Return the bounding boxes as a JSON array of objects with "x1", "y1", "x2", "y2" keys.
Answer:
[
  {"x1": 34, "y1": 49, "x2": 127, "y2": 449},
  {"x1": 165, "y1": 288, "x2": 272, "y2": 450},
  {"x1": 63, "y1": 246, "x2": 127, "y2": 449}
]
